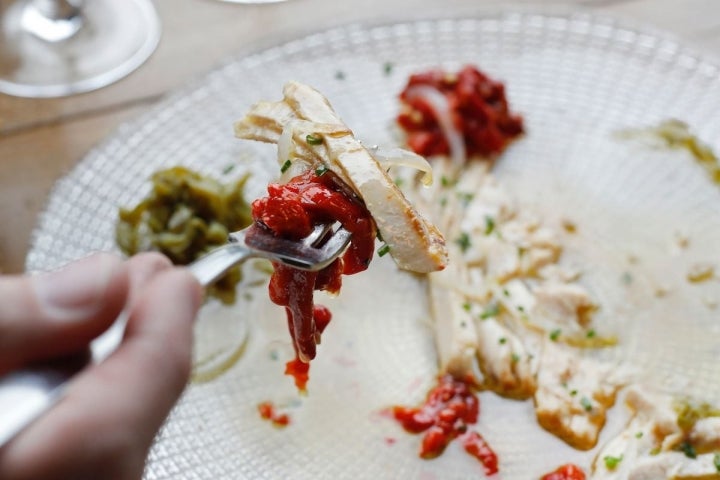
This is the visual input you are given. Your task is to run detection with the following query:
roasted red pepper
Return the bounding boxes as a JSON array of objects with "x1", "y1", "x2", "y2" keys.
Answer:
[
  {"x1": 540, "y1": 463, "x2": 586, "y2": 480},
  {"x1": 397, "y1": 65, "x2": 524, "y2": 159},
  {"x1": 252, "y1": 170, "x2": 375, "y2": 391},
  {"x1": 393, "y1": 375, "x2": 497, "y2": 474}
]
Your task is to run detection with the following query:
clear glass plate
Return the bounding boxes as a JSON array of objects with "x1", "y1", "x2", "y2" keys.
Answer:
[{"x1": 26, "y1": 10, "x2": 720, "y2": 479}]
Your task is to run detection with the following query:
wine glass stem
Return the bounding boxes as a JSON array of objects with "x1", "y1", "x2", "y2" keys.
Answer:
[
  {"x1": 21, "y1": 0, "x2": 84, "y2": 42},
  {"x1": 29, "y1": 0, "x2": 82, "y2": 21}
]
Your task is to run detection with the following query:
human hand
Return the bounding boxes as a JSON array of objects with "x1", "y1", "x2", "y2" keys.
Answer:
[{"x1": 0, "y1": 252, "x2": 202, "y2": 480}]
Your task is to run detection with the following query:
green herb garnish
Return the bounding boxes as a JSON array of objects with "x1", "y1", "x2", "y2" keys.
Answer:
[
  {"x1": 714, "y1": 453, "x2": 720, "y2": 472},
  {"x1": 580, "y1": 396, "x2": 593, "y2": 412},
  {"x1": 679, "y1": 441, "x2": 697, "y2": 459},
  {"x1": 457, "y1": 192, "x2": 474, "y2": 206},
  {"x1": 603, "y1": 454, "x2": 623, "y2": 469},
  {"x1": 335, "y1": 70, "x2": 346, "y2": 80},
  {"x1": 383, "y1": 62, "x2": 394, "y2": 75},
  {"x1": 378, "y1": 244, "x2": 391, "y2": 257},
  {"x1": 440, "y1": 175, "x2": 455, "y2": 187},
  {"x1": 549, "y1": 329, "x2": 562, "y2": 341},
  {"x1": 315, "y1": 165, "x2": 329, "y2": 176},
  {"x1": 484, "y1": 216, "x2": 496, "y2": 235},
  {"x1": 455, "y1": 232, "x2": 471, "y2": 253},
  {"x1": 586, "y1": 329, "x2": 596, "y2": 338},
  {"x1": 635, "y1": 431, "x2": 643, "y2": 439},
  {"x1": 222, "y1": 164, "x2": 235, "y2": 174},
  {"x1": 480, "y1": 303, "x2": 499, "y2": 320},
  {"x1": 281, "y1": 159, "x2": 292, "y2": 173},
  {"x1": 499, "y1": 337, "x2": 507, "y2": 345},
  {"x1": 462, "y1": 302, "x2": 471, "y2": 312},
  {"x1": 306, "y1": 134, "x2": 323, "y2": 145},
  {"x1": 511, "y1": 353, "x2": 520, "y2": 363}
]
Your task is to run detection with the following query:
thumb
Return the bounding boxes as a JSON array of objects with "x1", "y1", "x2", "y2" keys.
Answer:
[{"x1": 0, "y1": 253, "x2": 130, "y2": 374}]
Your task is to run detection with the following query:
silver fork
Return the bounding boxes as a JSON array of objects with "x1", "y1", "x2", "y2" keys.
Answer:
[
  {"x1": 189, "y1": 222, "x2": 352, "y2": 286},
  {"x1": 0, "y1": 223, "x2": 350, "y2": 449}
]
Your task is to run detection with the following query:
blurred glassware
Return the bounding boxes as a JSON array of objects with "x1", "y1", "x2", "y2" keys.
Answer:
[
  {"x1": 0, "y1": 0, "x2": 160, "y2": 98},
  {"x1": 213, "y1": 0, "x2": 291, "y2": 4}
]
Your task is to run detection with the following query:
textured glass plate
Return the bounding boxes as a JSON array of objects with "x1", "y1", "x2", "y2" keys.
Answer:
[{"x1": 27, "y1": 10, "x2": 720, "y2": 479}]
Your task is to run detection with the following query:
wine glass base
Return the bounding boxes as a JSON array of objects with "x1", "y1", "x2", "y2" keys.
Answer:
[{"x1": 0, "y1": 0, "x2": 161, "y2": 98}]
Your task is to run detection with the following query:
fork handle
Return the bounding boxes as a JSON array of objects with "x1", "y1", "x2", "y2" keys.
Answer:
[{"x1": 187, "y1": 243, "x2": 254, "y2": 287}]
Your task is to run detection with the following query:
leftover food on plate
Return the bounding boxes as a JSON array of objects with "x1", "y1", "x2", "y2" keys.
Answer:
[
  {"x1": 540, "y1": 463, "x2": 587, "y2": 480},
  {"x1": 616, "y1": 118, "x2": 720, "y2": 186},
  {"x1": 234, "y1": 81, "x2": 448, "y2": 391},
  {"x1": 591, "y1": 387, "x2": 720, "y2": 479},
  {"x1": 116, "y1": 166, "x2": 252, "y2": 304},
  {"x1": 397, "y1": 64, "x2": 524, "y2": 164},
  {"x1": 388, "y1": 65, "x2": 720, "y2": 478}
]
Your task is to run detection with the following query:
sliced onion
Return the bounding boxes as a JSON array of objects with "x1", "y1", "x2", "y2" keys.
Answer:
[
  {"x1": 405, "y1": 85, "x2": 466, "y2": 167},
  {"x1": 372, "y1": 145, "x2": 434, "y2": 186},
  {"x1": 277, "y1": 122, "x2": 295, "y2": 168}
]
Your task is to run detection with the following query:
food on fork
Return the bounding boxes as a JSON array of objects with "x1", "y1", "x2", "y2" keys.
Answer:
[{"x1": 235, "y1": 81, "x2": 448, "y2": 390}]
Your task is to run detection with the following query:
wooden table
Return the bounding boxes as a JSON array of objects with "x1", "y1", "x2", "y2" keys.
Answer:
[{"x1": 1, "y1": 0, "x2": 718, "y2": 273}]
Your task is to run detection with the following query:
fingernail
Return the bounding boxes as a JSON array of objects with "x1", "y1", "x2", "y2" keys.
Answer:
[{"x1": 34, "y1": 254, "x2": 122, "y2": 322}]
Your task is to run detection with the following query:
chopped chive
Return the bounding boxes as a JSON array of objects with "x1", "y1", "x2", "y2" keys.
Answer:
[
  {"x1": 383, "y1": 61, "x2": 394, "y2": 75},
  {"x1": 511, "y1": 353, "x2": 520, "y2": 363},
  {"x1": 570, "y1": 389, "x2": 578, "y2": 396},
  {"x1": 378, "y1": 244, "x2": 391, "y2": 257},
  {"x1": 376, "y1": 229, "x2": 383, "y2": 242},
  {"x1": 394, "y1": 177, "x2": 404, "y2": 187},
  {"x1": 306, "y1": 134, "x2": 323, "y2": 145},
  {"x1": 635, "y1": 431, "x2": 644, "y2": 439},
  {"x1": 455, "y1": 232, "x2": 471, "y2": 253},
  {"x1": 580, "y1": 396, "x2": 593, "y2": 412},
  {"x1": 549, "y1": 329, "x2": 562, "y2": 341},
  {"x1": 484, "y1": 216, "x2": 496, "y2": 235},
  {"x1": 714, "y1": 453, "x2": 720, "y2": 472},
  {"x1": 586, "y1": 329, "x2": 596, "y2": 338},
  {"x1": 315, "y1": 165, "x2": 329, "y2": 176},
  {"x1": 517, "y1": 305, "x2": 525, "y2": 312},
  {"x1": 603, "y1": 455, "x2": 623, "y2": 470},
  {"x1": 222, "y1": 164, "x2": 235, "y2": 174},
  {"x1": 280, "y1": 159, "x2": 292, "y2": 173},
  {"x1": 440, "y1": 196, "x2": 448, "y2": 207},
  {"x1": 480, "y1": 303, "x2": 499, "y2": 320},
  {"x1": 517, "y1": 246, "x2": 527, "y2": 256},
  {"x1": 457, "y1": 192, "x2": 474, "y2": 206},
  {"x1": 440, "y1": 175, "x2": 454, "y2": 187},
  {"x1": 679, "y1": 441, "x2": 697, "y2": 459},
  {"x1": 621, "y1": 271, "x2": 633, "y2": 285},
  {"x1": 502, "y1": 288, "x2": 510, "y2": 297},
  {"x1": 499, "y1": 337, "x2": 507, "y2": 345},
  {"x1": 462, "y1": 302, "x2": 472, "y2": 312},
  {"x1": 335, "y1": 70, "x2": 346, "y2": 80}
]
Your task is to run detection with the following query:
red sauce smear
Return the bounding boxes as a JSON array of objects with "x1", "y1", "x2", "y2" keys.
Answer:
[
  {"x1": 251, "y1": 170, "x2": 375, "y2": 391},
  {"x1": 257, "y1": 401, "x2": 290, "y2": 428},
  {"x1": 392, "y1": 374, "x2": 499, "y2": 476},
  {"x1": 540, "y1": 464, "x2": 586, "y2": 480},
  {"x1": 397, "y1": 65, "x2": 524, "y2": 158}
]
